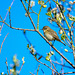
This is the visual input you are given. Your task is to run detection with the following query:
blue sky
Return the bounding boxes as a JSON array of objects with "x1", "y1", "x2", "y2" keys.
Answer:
[{"x1": 0, "y1": 0, "x2": 75, "y2": 75}]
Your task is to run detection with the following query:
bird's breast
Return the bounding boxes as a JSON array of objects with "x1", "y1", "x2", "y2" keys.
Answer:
[{"x1": 44, "y1": 32, "x2": 54, "y2": 41}]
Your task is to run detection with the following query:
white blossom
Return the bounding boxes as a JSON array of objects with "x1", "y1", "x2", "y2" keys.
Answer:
[{"x1": 30, "y1": 0, "x2": 35, "y2": 7}]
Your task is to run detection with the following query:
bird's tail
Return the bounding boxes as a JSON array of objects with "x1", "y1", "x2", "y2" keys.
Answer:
[
  {"x1": 60, "y1": 40, "x2": 66, "y2": 46},
  {"x1": 57, "y1": 39, "x2": 66, "y2": 46}
]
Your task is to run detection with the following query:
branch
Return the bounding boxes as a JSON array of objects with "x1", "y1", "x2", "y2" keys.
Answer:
[
  {"x1": 49, "y1": 59, "x2": 58, "y2": 72},
  {"x1": 37, "y1": 65, "x2": 40, "y2": 75},
  {"x1": 0, "y1": 21, "x2": 35, "y2": 31},
  {"x1": 0, "y1": 33, "x2": 9, "y2": 53},
  {"x1": 9, "y1": 7, "x2": 11, "y2": 27},
  {"x1": 30, "y1": 72, "x2": 34, "y2": 75},
  {"x1": 33, "y1": 55, "x2": 59, "y2": 74},
  {"x1": 0, "y1": 0, "x2": 14, "y2": 33},
  {"x1": 20, "y1": 0, "x2": 75, "y2": 68},
  {"x1": 36, "y1": 30, "x2": 75, "y2": 68},
  {"x1": 61, "y1": 71, "x2": 75, "y2": 74},
  {"x1": 52, "y1": 60, "x2": 73, "y2": 69},
  {"x1": 5, "y1": 58, "x2": 9, "y2": 75},
  {"x1": 20, "y1": 1, "x2": 36, "y2": 29},
  {"x1": 18, "y1": 63, "x2": 24, "y2": 75},
  {"x1": 0, "y1": 15, "x2": 3, "y2": 21}
]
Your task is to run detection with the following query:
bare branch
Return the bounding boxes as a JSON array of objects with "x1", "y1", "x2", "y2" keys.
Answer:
[
  {"x1": 36, "y1": 30, "x2": 75, "y2": 68},
  {"x1": 5, "y1": 58, "x2": 9, "y2": 75},
  {"x1": 0, "y1": 21, "x2": 35, "y2": 31},
  {"x1": 20, "y1": 1, "x2": 36, "y2": 29},
  {"x1": 37, "y1": 65, "x2": 40, "y2": 75},
  {"x1": 62, "y1": 71, "x2": 75, "y2": 74},
  {"x1": 33, "y1": 54, "x2": 60, "y2": 74}
]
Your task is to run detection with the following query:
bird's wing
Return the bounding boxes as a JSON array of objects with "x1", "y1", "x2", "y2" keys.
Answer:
[{"x1": 48, "y1": 29, "x2": 60, "y2": 41}]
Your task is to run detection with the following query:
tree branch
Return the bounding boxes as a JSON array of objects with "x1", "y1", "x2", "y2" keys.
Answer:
[
  {"x1": 36, "y1": 30, "x2": 75, "y2": 68},
  {"x1": 0, "y1": 21, "x2": 35, "y2": 31}
]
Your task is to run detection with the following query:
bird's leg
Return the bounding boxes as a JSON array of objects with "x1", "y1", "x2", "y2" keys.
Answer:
[
  {"x1": 52, "y1": 40, "x2": 55, "y2": 52},
  {"x1": 53, "y1": 40, "x2": 55, "y2": 45}
]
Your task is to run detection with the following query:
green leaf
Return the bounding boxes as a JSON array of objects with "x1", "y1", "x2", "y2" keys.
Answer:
[
  {"x1": 49, "y1": 42, "x2": 52, "y2": 45},
  {"x1": 45, "y1": 52, "x2": 52, "y2": 61},
  {"x1": 34, "y1": 53, "x2": 37, "y2": 57},
  {"x1": 46, "y1": 56, "x2": 50, "y2": 61},
  {"x1": 64, "y1": 49, "x2": 68, "y2": 52},
  {"x1": 56, "y1": 14, "x2": 62, "y2": 23},
  {"x1": 25, "y1": 0, "x2": 27, "y2": 3},
  {"x1": 62, "y1": 0, "x2": 66, "y2": 2},
  {"x1": 13, "y1": 55, "x2": 19, "y2": 67},
  {"x1": 46, "y1": 11, "x2": 52, "y2": 17},
  {"x1": 51, "y1": 51, "x2": 54, "y2": 55},
  {"x1": 69, "y1": 16, "x2": 75, "y2": 21},
  {"x1": 23, "y1": 30, "x2": 26, "y2": 34},
  {"x1": 47, "y1": 52, "x2": 51, "y2": 57},
  {"x1": 38, "y1": 1, "x2": 44, "y2": 5},
  {"x1": 58, "y1": 4, "x2": 65, "y2": 13},
  {"x1": 27, "y1": 44, "x2": 29, "y2": 48},
  {"x1": 61, "y1": 34, "x2": 65, "y2": 40}
]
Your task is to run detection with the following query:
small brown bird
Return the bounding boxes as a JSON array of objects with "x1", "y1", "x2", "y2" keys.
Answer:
[{"x1": 42, "y1": 26, "x2": 66, "y2": 46}]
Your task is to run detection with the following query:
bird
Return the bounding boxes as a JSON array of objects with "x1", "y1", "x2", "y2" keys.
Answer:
[{"x1": 41, "y1": 26, "x2": 66, "y2": 46}]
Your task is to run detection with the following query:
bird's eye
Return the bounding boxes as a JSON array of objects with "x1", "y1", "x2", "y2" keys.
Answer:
[{"x1": 44, "y1": 27, "x2": 47, "y2": 30}]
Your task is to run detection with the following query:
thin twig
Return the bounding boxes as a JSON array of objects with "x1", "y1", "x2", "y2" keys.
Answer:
[
  {"x1": 0, "y1": 0, "x2": 14, "y2": 33},
  {"x1": 9, "y1": 8, "x2": 11, "y2": 27},
  {"x1": 0, "y1": 15, "x2": 3, "y2": 21},
  {"x1": 52, "y1": 60, "x2": 73, "y2": 69},
  {"x1": 0, "y1": 21, "x2": 35, "y2": 31},
  {"x1": 37, "y1": 6, "x2": 42, "y2": 30},
  {"x1": 37, "y1": 65, "x2": 40, "y2": 75},
  {"x1": 33, "y1": 55, "x2": 59, "y2": 74},
  {"x1": 21, "y1": 1, "x2": 36, "y2": 29},
  {"x1": 30, "y1": 72, "x2": 34, "y2": 75},
  {"x1": 28, "y1": 0, "x2": 31, "y2": 12},
  {"x1": 61, "y1": 71, "x2": 75, "y2": 74},
  {"x1": 44, "y1": 0, "x2": 50, "y2": 5},
  {"x1": 0, "y1": 33, "x2": 9, "y2": 53},
  {"x1": 5, "y1": 58, "x2": 9, "y2": 75},
  {"x1": 18, "y1": 63, "x2": 24, "y2": 75},
  {"x1": 49, "y1": 60, "x2": 58, "y2": 72},
  {"x1": 30, "y1": 7, "x2": 38, "y2": 15}
]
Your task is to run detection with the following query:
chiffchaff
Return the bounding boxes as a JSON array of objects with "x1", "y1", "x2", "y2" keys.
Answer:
[{"x1": 41, "y1": 26, "x2": 66, "y2": 46}]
